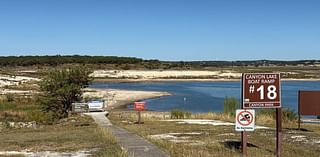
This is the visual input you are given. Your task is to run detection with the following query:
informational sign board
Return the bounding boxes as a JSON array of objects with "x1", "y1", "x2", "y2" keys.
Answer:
[
  {"x1": 134, "y1": 102, "x2": 145, "y2": 111},
  {"x1": 298, "y1": 91, "x2": 320, "y2": 129},
  {"x1": 235, "y1": 109, "x2": 255, "y2": 131},
  {"x1": 243, "y1": 73, "x2": 281, "y2": 108},
  {"x1": 72, "y1": 103, "x2": 89, "y2": 113},
  {"x1": 299, "y1": 91, "x2": 320, "y2": 115},
  {"x1": 88, "y1": 100, "x2": 105, "y2": 111}
]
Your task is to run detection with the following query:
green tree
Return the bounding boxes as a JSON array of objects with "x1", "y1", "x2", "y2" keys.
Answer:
[{"x1": 39, "y1": 66, "x2": 92, "y2": 118}]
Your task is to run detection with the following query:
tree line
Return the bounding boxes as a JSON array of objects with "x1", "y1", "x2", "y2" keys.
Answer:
[
  {"x1": 0, "y1": 55, "x2": 143, "y2": 66},
  {"x1": 0, "y1": 55, "x2": 319, "y2": 68}
]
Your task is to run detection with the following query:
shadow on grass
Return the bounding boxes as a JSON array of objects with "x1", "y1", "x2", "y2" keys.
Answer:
[
  {"x1": 285, "y1": 128, "x2": 312, "y2": 132},
  {"x1": 222, "y1": 140, "x2": 274, "y2": 153},
  {"x1": 222, "y1": 140, "x2": 258, "y2": 150}
]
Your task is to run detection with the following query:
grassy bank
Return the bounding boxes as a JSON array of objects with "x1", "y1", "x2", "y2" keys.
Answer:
[
  {"x1": 0, "y1": 96, "x2": 127, "y2": 157},
  {"x1": 0, "y1": 114, "x2": 127, "y2": 157},
  {"x1": 109, "y1": 111, "x2": 320, "y2": 157}
]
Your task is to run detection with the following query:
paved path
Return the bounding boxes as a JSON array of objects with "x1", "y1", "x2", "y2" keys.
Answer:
[{"x1": 85, "y1": 112, "x2": 169, "y2": 157}]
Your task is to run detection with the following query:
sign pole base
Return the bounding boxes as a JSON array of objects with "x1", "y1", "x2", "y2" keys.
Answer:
[
  {"x1": 241, "y1": 131, "x2": 247, "y2": 156},
  {"x1": 276, "y1": 108, "x2": 282, "y2": 157},
  {"x1": 138, "y1": 111, "x2": 141, "y2": 124}
]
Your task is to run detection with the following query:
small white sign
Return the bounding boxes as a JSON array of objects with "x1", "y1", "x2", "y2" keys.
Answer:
[{"x1": 235, "y1": 109, "x2": 255, "y2": 131}]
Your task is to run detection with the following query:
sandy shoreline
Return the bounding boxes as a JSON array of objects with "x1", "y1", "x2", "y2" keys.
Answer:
[
  {"x1": 83, "y1": 88, "x2": 171, "y2": 109},
  {"x1": 93, "y1": 78, "x2": 320, "y2": 83}
]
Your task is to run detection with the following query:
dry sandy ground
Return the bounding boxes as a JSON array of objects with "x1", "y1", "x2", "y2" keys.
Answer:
[
  {"x1": 0, "y1": 150, "x2": 91, "y2": 157},
  {"x1": 90, "y1": 70, "x2": 242, "y2": 79},
  {"x1": 0, "y1": 75, "x2": 40, "y2": 87},
  {"x1": 83, "y1": 88, "x2": 171, "y2": 109}
]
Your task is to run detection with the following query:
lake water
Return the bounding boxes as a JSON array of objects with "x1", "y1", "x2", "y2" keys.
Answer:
[{"x1": 90, "y1": 81, "x2": 320, "y2": 113}]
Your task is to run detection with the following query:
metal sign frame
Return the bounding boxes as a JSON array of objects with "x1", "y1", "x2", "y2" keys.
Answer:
[
  {"x1": 240, "y1": 73, "x2": 282, "y2": 157},
  {"x1": 242, "y1": 73, "x2": 281, "y2": 108}
]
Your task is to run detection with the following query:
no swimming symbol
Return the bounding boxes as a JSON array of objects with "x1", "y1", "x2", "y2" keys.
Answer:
[{"x1": 237, "y1": 111, "x2": 254, "y2": 126}]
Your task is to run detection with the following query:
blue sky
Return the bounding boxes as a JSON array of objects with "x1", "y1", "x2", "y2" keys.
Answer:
[{"x1": 0, "y1": 0, "x2": 319, "y2": 61}]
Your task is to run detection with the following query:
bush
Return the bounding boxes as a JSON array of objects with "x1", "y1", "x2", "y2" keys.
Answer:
[
  {"x1": 282, "y1": 108, "x2": 298, "y2": 122},
  {"x1": 170, "y1": 109, "x2": 191, "y2": 119},
  {"x1": 5, "y1": 94, "x2": 15, "y2": 102},
  {"x1": 0, "y1": 111, "x2": 27, "y2": 122},
  {"x1": 258, "y1": 108, "x2": 297, "y2": 122},
  {"x1": 27, "y1": 110, "x2": 57, "y2": 124},
  {"x1": 223, "y1": 96, "x2": 239, "y2": 116}
]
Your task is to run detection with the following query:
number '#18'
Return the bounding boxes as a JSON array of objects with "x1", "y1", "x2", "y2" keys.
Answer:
[{"x1": 256, "y1": 85, "x2": 277, "y2": 100}]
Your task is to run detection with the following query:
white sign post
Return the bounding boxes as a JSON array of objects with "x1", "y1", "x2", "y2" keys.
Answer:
[{"x1": 235, "y1": 109, "x2": 255, "y2": 132}]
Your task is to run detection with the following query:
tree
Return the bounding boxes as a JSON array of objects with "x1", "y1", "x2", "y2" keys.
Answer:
[{"x1": 39, "y1": 66, "x2": 92, "y2": 118}]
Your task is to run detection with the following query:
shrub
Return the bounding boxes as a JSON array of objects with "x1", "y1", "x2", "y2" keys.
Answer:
[
  {"x1": 282, "y1": 108, "x2": 298, "y2": 122},
  {"x1": 0, "y1": 111, "x2": 27, "y2": 122},
  {"x1": 5, "y1": 94, "x2": 15, "y2": 102},
  {"x1": 258, "y1": 108, "x2": 297, "y2": 122},
  {"x1": 27, "y1": 110, "x2": 57, "y2": 124},
  {"x1": 170, "y1": 109, "x2": 191, "y2": 119},
  {"x1": 223, "y1": 96, "x2": 239, "y2": 116}
]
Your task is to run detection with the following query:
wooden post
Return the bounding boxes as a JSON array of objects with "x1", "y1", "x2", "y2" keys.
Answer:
[
  {"x1": 298, "y1": 91, "x2": 301, "y2": 130},
  {"x1": 241, "y1": 131, "x2": 247, "y2": 156},
  {"x1": 138, "y1": 110, "x2": 141, "y2": 124},
  {"x1": 241, "y1": 75, "x2": 247, "y2": 156},
  {"x1": 276, "y1": 108, "x2": 282, "y2": 157}
]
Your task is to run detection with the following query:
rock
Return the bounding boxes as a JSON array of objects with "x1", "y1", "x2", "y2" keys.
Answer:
[{"x1": 9, "y1": 122, "x2": 15, "y2": 128}]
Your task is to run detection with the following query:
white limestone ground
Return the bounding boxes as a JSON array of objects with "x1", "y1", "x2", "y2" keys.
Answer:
[
  {"x1": 149, "y1": 119, "x2": 270, "y2": 145},
  {"x1": 0, "y1": 74, "x2": 40, "y2": 95},
  {"x1": 162, "y1": 119, "x2": 270, "y2": 129},
  {"x1": 148, "y1": 132, "x2": 205, "y2": 145},
  {"x1": 90, "y1": 70, "x2": 242, "y2": 79},
  {"x1": 0, "y1": 75, "x2": 40, "y2": 87},
  {"x1": 0, "y1": 150, "x2": 91, "y2": 157},
  {"x1": 83, "y1": 88, "x2": 170, "y2": 109}
]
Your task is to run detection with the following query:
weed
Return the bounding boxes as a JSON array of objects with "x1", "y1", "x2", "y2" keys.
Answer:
[
  {"x1": 257, "y1": 108, "x2": 297, "y2": 122},
  {"x1": 223, "y1": 96, "x2": 239, "y2": 117},
  {"x1": 170, "y1": 109, "x2": 191, "y2": 119},
  {"x1": 5, "y1": 94, "x2": 15, "y2": 102}
]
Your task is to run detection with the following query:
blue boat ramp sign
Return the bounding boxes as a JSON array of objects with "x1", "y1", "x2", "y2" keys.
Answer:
[{"x1": 235, "y1": 109, "x2": 255, "y2": 131}]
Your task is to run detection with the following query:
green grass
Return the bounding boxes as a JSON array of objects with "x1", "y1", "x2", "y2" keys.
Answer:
[
  {"x1": 0, "y1": 97, "x2": 43, "y2": 122},
  {"x1": 0, "y1": 114, "x2": 127, "y2": 157},
  {"x1": 109, "y1": 111, "x2": 320, "y2": 157},
  {"x1": 0, "y1": 94, "x2": 127, "y2": 156}
]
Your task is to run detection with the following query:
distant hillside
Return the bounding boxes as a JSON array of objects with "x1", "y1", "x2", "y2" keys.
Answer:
[
  {"x1": 0, "y1": 55, "x2": 319, "y2": 69},
  {"x1": 0, "y1": 55, "x2": 143, "y2": 66}
]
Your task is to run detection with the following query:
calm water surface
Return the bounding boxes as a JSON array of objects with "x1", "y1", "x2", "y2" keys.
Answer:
[{"x1": 90, "y1": 81, "x2": 320, "y2": 113}]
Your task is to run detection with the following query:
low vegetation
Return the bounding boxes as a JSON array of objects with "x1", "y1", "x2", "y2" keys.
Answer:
[
  {"x1": 170, "y1": 109, "x2": 192, "y2": 119},
  {"x1": 109, "y1": 111, "x2": 320, "y2": 157},
  {"x1": 0, "y1": 66, "x2": 127, "y2": 156},
  {"x1": 0, "y1": 114, "x2": 127, "y2": 157},
  {"x1": 258, "y1": 108, "x2": 298, "y2": 122},
  {"x1": 223, "y1": 96, "x2": 239, "y2": 117}
]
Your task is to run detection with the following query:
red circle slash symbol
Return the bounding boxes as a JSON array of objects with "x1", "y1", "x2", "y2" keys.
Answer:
[{"x1": 237, "y1": 111, "x2": 253, "y2": 126}]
